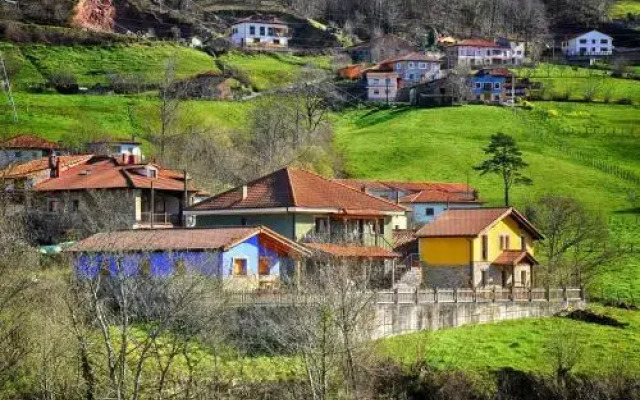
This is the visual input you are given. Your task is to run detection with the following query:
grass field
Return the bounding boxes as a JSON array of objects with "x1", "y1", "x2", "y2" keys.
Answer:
[
  {"x1": 516, "y1": 64, "x2": 640, "y2": 103},
  {"x1": 610, "y1": 0, "x2": 640, "y2": 18},
  {"x1": 14, "y1": 43, "x2": 217, "y2": 87},
  {"x1": 0, "y1": 93, "x2": 249, "y2": 142},
  {"x1": 334, "y1": 104, "x2": 640, "y2": 211},
  {"x1": 216, "y1": 52, "x2": 333, "y2": 91},
  {"x1": 379, "y1": 305, "x2": 640, "y2": 376}
]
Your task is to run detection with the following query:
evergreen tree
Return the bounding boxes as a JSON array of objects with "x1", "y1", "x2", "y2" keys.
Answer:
[{"x1": 474, "y1": 133, "x2": 532, "y2": 206}]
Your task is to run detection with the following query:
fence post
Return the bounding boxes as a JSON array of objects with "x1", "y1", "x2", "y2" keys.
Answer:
[
  {"x1": 434, "y1": 287, "x2": 439, "y2": 303},
  {"x1": 529, "y1": 287, "x2": 533, "y2": 302},
  {"x1": 454, "y1": 288, "x2": 458, "y2": 303},
  {"x1": 580, "y1": 285, "x2": 585, "y2": 301},
  {"x1": 492, "y1": 287, "x2": 496, "y2": 302},
  {"x1": 473, "y1": 286, "x2": 477, "y2": 303},
  {"x1": 510, "y1": 285, "x2": 515, "y2": 302},
  {"x1": 414, "y1": 287, "x2": 419, "y2": 305},
  {"x1": 545, "y1": 286, "x2": 550, "y2": 302},
  {"x1": 563, "y1": 286, "x2": 568, "y2": 302},
  {"x1": 393, "y1": 288, "x2": 398, "y2": 305}
]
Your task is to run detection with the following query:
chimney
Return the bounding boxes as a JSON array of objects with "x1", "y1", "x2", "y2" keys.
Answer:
[
  {"x1": 241, "y1": 184, "x2": 248, "y2": 200},
  {"x1": 48, "y1": 155, "x2": 59, "y2": 178}
]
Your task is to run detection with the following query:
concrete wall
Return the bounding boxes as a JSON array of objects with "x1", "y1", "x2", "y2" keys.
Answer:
[{"x1": 373, "y1": 299, "x2": 584, "y2": 339}]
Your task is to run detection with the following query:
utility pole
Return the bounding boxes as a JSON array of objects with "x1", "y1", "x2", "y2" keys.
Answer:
[{"x1": 0, "y1": 52, "x2": 18, "y2": 123}]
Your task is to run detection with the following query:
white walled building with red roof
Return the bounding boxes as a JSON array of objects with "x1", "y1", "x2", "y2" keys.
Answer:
[
  {"x1": 446, "y1": 38, "x2": 525, "y2": 69},
  {"x1": 0, "y1": 134, "x2": 63, "y2": 168},
  {"x1": 230, "y1": 15, "x2": 290, "y2": 50}
]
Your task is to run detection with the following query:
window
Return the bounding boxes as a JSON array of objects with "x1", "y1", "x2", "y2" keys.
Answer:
[
  {"x1": 268, "y1": 27, "x2": 274, "y2": 36},
  {"x1": 494, "y1": 82, "x2": 501, "y2": 89},
  {"x1": 373, "y1": 89, "x2": 380, "y2": 95},
  {"x1": 385, "y1": 78, "x2": 391, "y2": 84},
  {"x1": 71, "y1": 199, "x2": 80, "y2": 212},
  {"x1": 240, "y1": 217, "x2": 248, "y2": 226},
  {"x1": 502, "y1": 270, "x2": 509, "y2": 286},
  {"x1": 505, "y1": 235, "x2": 510, "y2": 249},
  {"x1": 592, "y1": 39, "x2": 596, "y2": 44},
  {"x1": 425, "y1": 208, "x2": 435, "y2": 217},
  {"x1": 418, "y1": 62, "x2": 427, "y2": 69},
  {"x1": 521, "y1": 270, "x2": 527, "y2": 286},
  {"x1": 481, "y1": 235, "x2": 488, "y2": 260},
  {"x1": 232, "y1": 258, "x2": 248, "y2": 276},
  {"x1": 259, "y1": 257, "x2": 270, "y2": 275},
  {"x1": 249, "y1": 25, "x2": 255, "y2": 35},
  {"x1": 373, "y1": 78, "x2": 380, "y2": 85},
  {"x1": 475, "y1": 82, "x2": 481, "y2": 89},
  {"x1": 516, "y1": 50, "x2": 522, "y2": 55},
  {"x1": 579, "y1": 47, "x2": 587, "y2": 53},
  {"x1": 395, "y1": 62, "x2": 402, "y2": 70},
  {"x1": 148, "y1": 169, "x2": 157, "y2": 178},
  {"x1": 273, "y1": 38, "x2": 280, "y2": 45},
  {"x1": 408, "y1": 62, "x2": 415, "y2": 69},
  {"x1": 592, "y1": 47, "x2": 596, "y2": 52},
  {"x1": 315, "y1": 218, "x2": 329, "y2": 234},
  {"x1": 600, "y1": 47, "x2": 608, "y2": 53},
  {"x1": 579, "y1": 39, "x2": 587, "y2": 44},
  {"x1": 47, "y1": 198, "x2": 60, "y2": 213},
  {"x1": 378, "y1": 218, "x2": 385, "y2": 235},
  {"x1": 14, "y1": 150, "x2": 22, "y2": 158},
  {"x1": 600, "y1": 39, "x2": 608, "y2": 44},
  {"x1": 483, "y1": 82, "x2": 493, "y2": 91},
  {"x1": 259, "y1": 26, "x2": 265, "y2": 36},
  {"x1": 486, "y1": 50, "x2": 491, "y2": 56},
  {"x1": 520, "y1": 235, "x2": 527, "y2": 250},
  {"x1": 481, "y1": 270, "x2": 488, "y2": 286}
]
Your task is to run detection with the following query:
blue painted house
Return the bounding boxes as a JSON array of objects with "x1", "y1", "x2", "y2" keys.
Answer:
[
  {"x1": 470, "y1": 68, "x2": 513, "y2": 103},
  {"x1": 69, "y1": 226, "x2": 311, "y2": 290}
]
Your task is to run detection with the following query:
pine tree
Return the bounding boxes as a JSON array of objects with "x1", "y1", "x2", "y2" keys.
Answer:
[{"x1": 474, "y1": 133, "x2": 532, "y2": 206}]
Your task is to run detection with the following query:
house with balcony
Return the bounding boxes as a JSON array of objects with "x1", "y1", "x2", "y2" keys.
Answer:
[
  {"x1": 365, "y1": 69, "x2": 400, "y2": 102},
  {"x1": 381, "y1": 52, "x2": 443, "y2": 87},
  {"x1": 0, "y1": 135, "x2": 63, "y2": 168},
  {"x1": 561, "y1": 30, "x2": 614, "y2": 59},
  {"x1": 446, "y1": 39, "x2": 525, "y2": 69},
  {"x1": 230, "y1": 15, "x2": 290, "y2": 50},
  {"x1": 416, "y1": 207, "x2": 543, "y2": 288},
  {"x1": 469, "y1": 67, "x2": 513, "y2": 102},
  {"x1": 185, "y1": 167, "x2": 407, "y2": 264},
  {"x1": 69, "y1": 226, "x2": 311, "y2": 290},
  {"x1": 335, "y1": 179, "x2": 483, "y2": 228},
  {"x1": 347, "y1": 34, "x2": 418, "y2": 63},
  {"x1": 2, "y1": 155, "x2": 202, "y2": 238}
]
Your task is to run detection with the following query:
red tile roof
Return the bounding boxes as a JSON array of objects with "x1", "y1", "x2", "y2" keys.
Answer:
[
  {"x1": 493, "y1": 250, "x2": 539, "y2": 266},
  {"x1": 33, "y1": 156, "x2": 198, "y2": 193},
  {"x1": 335, "y1": 179, "x2": 481, "y2": 204},
  {"x1": 68, "y1": 226, "x2": 310, "y2": 256},
  {"x1": 189, "y1": 168, "x2": 407, "y2": 214},
  {"x1": 455, "y1": 39, "x2": 505, "y2": 48},
  {"x1": 392, "y1": 229, "x2": 417, "y2": 252},
  {"x1": 304, "y1": 243, "x2": 400, "y2": 258},
  {"x1": 234, "y1": 15, "x2": 287, "y2": 25},
  {"x1": 0, "y1": 135, "x2": 60, "y2": 150},
  {"x1": 1, "y1": 155, "x2": 92, "y2": 178},
  {"x1": 398, "y1": 190, "x2": 479, "y2": 204},
  {"x1": 416, "y1": 207, "x2": 543, "y2": 239},
  {"x1": 475, "y1": 67, "x2": 513, "y2": 77},
  {"x1": 386, "y1": 52, "x2": 441, "y2": 63}
]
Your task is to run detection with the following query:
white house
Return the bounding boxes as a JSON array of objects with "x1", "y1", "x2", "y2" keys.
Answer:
[
  {"x1": 0, "y1": 135, "x2": 62, "y2": 168},
  {"x1": 561, "y1": 30, "x2": 614, "y2": 57},
  {"x1": 382, "y1": 52, "x2": 443, "y2": 87},
  {"x1": 446, "y1": 39, "x2": 525, "y2": 69},
  {"x1": 87, "y1": 140, "x2": 143, "y2": 162},
  {"x1": 365, "y1": 70, "x2": 399, "y2": 102},
  {"x1": 230, "y1": 15, "x2": 289, "y2": 50}
]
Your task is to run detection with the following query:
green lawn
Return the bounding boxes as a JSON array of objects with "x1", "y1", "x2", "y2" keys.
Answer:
[
  {"x1": 0, "y1": 42, "x2": 45, "y2": 89},
  {"x1": 13, "y1": 42, "x2": 217, "y2": 86},
  {"x1": 610, "y1": 0, "x2": 640, "y2": 18},
  {"x1": 335, "y1": 104, "x2": 640, "y2": 211},
  {"x1": 379, "y1": 306, "x2": 640, "y2": 376},
  {"x1": 216, "y1": 52, "x2": 332, "y2": 91},
  {"x1": 516, "y1": 64, "x2": 640, "y2": 103},
  {"x1": 0, "y1": 93, "x2": 249, "y2": 141}
]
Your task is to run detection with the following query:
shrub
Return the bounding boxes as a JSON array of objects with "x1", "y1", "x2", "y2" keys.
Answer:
[
  {"x1": 47, "y1": 71, "x2": 79, "y2": 94},
  {"x1": 616, "y1": 97, "x2": 633, "y2": 105},
  {"x1": 547, "y1": 109, "x2": 559, "y2": 118},
  {"x1": 521, "y1": 101, "x2": 535, "y2": 110}
]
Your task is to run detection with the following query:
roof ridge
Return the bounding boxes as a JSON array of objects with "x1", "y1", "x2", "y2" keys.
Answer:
[
  {"x1": 285, "y1": 167, "x2": 299, "y2": 207},
  {"x1": 295, "y1": 168, "x2": 408, "y2": 211}
]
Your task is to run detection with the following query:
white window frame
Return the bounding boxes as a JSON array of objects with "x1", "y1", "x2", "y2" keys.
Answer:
[
  {"x1": 407, "y1": 62, "x2": 415, "y2": 69},
  {"x1": 395, "y1": 62, "x2": 403, "y2": 70},
  {"x1": 418, "y1": 62, "x2": 427, "y2": 69},
  {"x1": 494, "y1": 82, "x2": 501, "y2": 89}
]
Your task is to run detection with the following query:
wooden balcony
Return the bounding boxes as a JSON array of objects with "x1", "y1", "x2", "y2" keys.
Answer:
[{"x1": 137, "y1": 212, "x2": 180, "y2": 227}]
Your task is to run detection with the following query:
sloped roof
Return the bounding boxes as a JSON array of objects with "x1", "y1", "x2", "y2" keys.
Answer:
[
  {"x1": 1, "y1": 135, "x2": 60, "y2": 150},
  {"x1": 493, "y1": 250, "x2": 539, "y2": 266},
  {"x1": 189, "y1": 168, "x2": 407, "y2": 214},
  {"x1": 0, "y1": 155, "x2": 92, "y2": 179},
  {"x1": 392, "y1": 229, "x2": 417, "y2": 252},
  {"x1": 68, "y1": 226, "x2": 310, "y2": 256},
  {"x1": 233, "y1": 15, "x2": 287, "y2": 25},
  {"x1": 386, "y1": 52, "x2": 441, "y2": 63},
  {"x1": 398, "y1": 190, "x2": 480, "y2": 204},
  {"x1": 33, "y1": 156, "x2": 197, "y2": 193},
  {"x1": 475, "y1": 67, "x2": 512, "y2": 77},
  {"x1": 416, "y1": 207, "x2": 543, "y2": 239},
  {"x1": 564, "y1": 30, "x2": 613, "y2": 41},
  {"x1": 304, "y1": 243, "x2": 400, "y2": 258},
  {"x1": 455, "y1": 39, "x2": 506, "y2": 48}
]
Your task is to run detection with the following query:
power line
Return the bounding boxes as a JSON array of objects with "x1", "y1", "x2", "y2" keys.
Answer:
[{"x1": 0, "y1": 52, "x2": 18, "y2": 123}]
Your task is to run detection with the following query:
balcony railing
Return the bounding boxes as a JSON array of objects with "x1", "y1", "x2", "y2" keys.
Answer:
[
  {"x1": 138, "y1": 213, "x2": 180, "y2": 226},
  {"x1": 302, "y1": 231, "x2": 393, "y2": 250}
]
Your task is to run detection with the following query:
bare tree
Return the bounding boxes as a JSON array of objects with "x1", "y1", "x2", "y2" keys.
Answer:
[{"x1": 525, "y1": 195, "x2": 622, "y2": 287}]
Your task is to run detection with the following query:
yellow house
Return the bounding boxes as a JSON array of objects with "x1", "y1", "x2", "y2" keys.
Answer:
[{"x1": 415, "y1": 207, "x2": 543, "y2": 288}]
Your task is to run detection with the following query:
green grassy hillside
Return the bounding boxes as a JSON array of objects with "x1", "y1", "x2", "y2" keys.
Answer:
[
  {"x1": 216, "y1": 52, "x2": 333, "y2": 91},
  {"x1": 16, "y1": 43, "x2": 218, "y2": 86},
  {"x1": 380, "y1": 305, "x2": 640, "y2": 376},
  {"x1": 610, "y1": 0, "x2": 640, "y2": 18}
]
